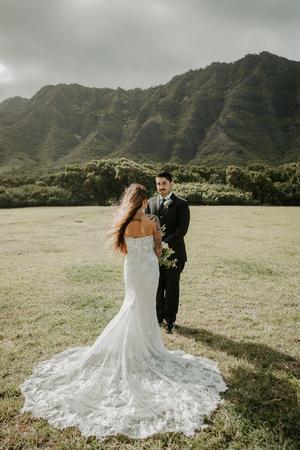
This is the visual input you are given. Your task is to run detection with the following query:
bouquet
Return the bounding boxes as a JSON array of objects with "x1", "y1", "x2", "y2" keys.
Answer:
[
  {"x1": 159, "y1": 243, "x2": 177, "y2": 269},
  {"x1": 158, "y1": 224, "x2": 177, "y2": 269}
]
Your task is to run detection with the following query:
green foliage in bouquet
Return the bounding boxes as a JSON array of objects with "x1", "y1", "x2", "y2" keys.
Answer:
[
  {"x1": 159, "y1": 243, "x2": 177, "y2": 269},
  {"x1": 158, "y1": 224, "x2": 177, "y2": 269}
]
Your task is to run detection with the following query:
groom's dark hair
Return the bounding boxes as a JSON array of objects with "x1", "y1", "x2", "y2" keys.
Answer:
[{"x1": 156, "y1": 171, "x2": 172, "y2": 182}]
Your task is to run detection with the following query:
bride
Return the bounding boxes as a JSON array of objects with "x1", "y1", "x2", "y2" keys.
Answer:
[{"x1": 19, "y1": 183, "x2": 227, "y2": 439}]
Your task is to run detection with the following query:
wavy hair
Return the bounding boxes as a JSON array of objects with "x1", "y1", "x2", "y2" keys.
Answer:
[{"x1": 108, "y1": 183, "x2": 148, "y2": 254}]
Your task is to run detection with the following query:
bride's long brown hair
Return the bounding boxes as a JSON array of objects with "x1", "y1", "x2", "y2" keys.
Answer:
[{"x1": 108, "y1": 183, "x2": 148, "y2": 254}]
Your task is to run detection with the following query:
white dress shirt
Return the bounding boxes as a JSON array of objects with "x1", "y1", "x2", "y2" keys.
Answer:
[{"x1": 159, "y1": 191, "x2": 173, "y2": 207}]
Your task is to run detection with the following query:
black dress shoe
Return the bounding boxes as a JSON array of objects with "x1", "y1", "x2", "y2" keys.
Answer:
[{"x1": 166, "y1": 322, "x2": 175, "y2": 334}]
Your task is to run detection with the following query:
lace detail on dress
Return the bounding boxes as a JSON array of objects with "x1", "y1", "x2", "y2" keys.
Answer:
[
  {"x1": 19, "y1": 234, "x2": 227, "y2": 440},
  {"x1": 124, "y1": 235, "x2": 155, "y2": 254}
]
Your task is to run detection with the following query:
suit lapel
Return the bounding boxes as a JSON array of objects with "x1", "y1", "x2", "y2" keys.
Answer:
[
  {"x1": 152, "y1": 193, "x2": 177, "y2": 218},
  {"x1": 163, "y1": 193, "x2": 176, "y2": 212},
  {"x1": 170, "y1": 192, "x2": 177, "y2": 206},
  {"x1": 158, "y1": 193, "x2": 177, "y2": 223}
]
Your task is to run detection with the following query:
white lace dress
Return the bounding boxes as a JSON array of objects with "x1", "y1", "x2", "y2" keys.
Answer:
[{"x1": 19, "y1": 235, "x2": 227, "y2": 439}]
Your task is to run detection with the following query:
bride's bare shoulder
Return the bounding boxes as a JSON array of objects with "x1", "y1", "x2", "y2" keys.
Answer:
[
  {"x1": 142, "y1": 214, "x2": 158, "y2": 228},
  {"x1": 124, "y1": 215, "x2": 154, "y2": 237},
  {"x1": 124, "y1": 220, "x2": 137, "y2": 235},
  {"x1": 145, "y1": 213, "x2": 159, "y2": 225}
]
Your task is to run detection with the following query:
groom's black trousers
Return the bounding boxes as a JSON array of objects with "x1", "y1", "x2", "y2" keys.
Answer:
[{"x1": 156, "y1": 260, "x2": 185, "y2": 324}]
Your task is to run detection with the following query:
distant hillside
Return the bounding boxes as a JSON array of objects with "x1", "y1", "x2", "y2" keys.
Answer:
[
  {"x1": 0, "y1": 51, "x2": 299, "y2": 173},
  {"x1": 0, "y1": 96, "x2": 29, "y2": 114}
]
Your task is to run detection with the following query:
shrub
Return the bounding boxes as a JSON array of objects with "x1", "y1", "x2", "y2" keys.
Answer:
[
  {"x1": 175, "y1": 182, "x2": 253, "y2": 205},
  {"x1": 0, "y1": 185, "x2": 75, "y2": 208}
]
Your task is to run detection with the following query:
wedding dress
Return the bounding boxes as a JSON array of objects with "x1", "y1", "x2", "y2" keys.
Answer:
[{"x1": 19, "y1": 234, "x2": 227, "y2": 439}]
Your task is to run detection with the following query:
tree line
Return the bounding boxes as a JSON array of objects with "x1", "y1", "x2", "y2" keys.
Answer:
[{"x1": 0, "y1": 158, "x2": 299, "y2": 208}]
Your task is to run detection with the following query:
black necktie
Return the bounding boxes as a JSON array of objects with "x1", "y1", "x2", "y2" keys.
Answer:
[{"x1": 159, "y1": 198, "x2": 166, "y2": 209}]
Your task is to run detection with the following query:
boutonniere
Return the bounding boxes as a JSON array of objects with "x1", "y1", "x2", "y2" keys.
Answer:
[{"x1": 163, "y1": 199, "x2": 173, "y2": 209}]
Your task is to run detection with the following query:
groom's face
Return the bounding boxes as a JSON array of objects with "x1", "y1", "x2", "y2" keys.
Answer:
[{"x1": 155, "y1": 177, "x2": 172, "y2": 197}]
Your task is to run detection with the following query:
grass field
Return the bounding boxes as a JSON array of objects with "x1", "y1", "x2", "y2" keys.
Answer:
[{"x1": 0, "y1": 205, "x2": 299, "y2": 450}]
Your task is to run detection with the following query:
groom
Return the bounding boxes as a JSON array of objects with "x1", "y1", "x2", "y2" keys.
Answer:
[{"x1": 146, "y1": 171, "x2": 190, "y2": 333}]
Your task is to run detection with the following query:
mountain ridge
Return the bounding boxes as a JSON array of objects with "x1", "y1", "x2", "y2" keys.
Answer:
[{"x1": 0, "y1": 51, "x2": 299, "y2": 173}]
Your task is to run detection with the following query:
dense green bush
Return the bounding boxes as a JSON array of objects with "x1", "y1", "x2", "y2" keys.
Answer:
[
  {"x1": 226, "y1": 164, "x2": 300, "y2": 205},
  {"x1": 175, "y1": 182, "x2": 253, "y2": 205},
  {"x1": 83, "y1": 158, "x2": 156, "y2": 205},
  {"x1": 0, "y1": 185, "x2": 75, "y2": 207},
  {"x1": 0, "y1": 159, "x2": 299, "y2": 207}
]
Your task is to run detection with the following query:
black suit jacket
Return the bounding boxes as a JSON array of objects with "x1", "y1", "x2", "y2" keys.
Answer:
[{"x1": 146, "y1": 192, "x2": 190, "y2": 264}]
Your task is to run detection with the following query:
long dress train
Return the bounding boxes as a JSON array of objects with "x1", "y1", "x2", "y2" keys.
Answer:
[{"x1": 19, "y1": 235, "x2": 227, "y2": 439}]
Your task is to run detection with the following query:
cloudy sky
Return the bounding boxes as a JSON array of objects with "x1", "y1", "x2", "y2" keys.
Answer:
[{"x1": 0, "y1": 0, "x2": 299, "y2": 102}]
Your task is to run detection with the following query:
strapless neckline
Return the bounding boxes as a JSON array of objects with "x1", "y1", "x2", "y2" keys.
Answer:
[{"x1": 124, "y1": 235, "x2": 153, "y2": 240}]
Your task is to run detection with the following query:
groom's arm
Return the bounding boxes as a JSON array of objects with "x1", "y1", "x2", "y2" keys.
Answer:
[{"x1": 163, "y1": 201, "x2": 190, "y2": 246}]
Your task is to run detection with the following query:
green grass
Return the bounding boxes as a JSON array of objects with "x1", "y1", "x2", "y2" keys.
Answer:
[{"x1": 0, "y1": 205, "x2": 299, "y2": 449}]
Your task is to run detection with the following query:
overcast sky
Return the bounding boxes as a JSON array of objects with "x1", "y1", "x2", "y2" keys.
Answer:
[{"x1": 0, "y1": 0, "x2": 299, "y2": 102}]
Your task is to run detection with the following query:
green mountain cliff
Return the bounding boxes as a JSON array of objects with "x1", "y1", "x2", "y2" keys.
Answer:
[{"x1": 0, "y1": 51, "x2": 299, "y2": 173}]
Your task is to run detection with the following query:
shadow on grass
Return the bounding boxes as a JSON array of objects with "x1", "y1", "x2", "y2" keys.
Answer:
[{"x1": 177, "y1": 325, "x2": 300, "y2": 446}]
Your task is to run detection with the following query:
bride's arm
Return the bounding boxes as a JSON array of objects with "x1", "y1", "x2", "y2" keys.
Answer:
[{"x1": 151, "y1": 215, "x2": 162, "y2": 258}]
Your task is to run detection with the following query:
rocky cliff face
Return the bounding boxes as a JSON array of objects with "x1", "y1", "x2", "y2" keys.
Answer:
[{"x1": 0, "y1": 51, "x2": 299, "y2": 172}]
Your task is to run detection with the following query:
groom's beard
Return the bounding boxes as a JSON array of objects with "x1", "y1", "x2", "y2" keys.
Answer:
[{"x1": 158, "y1": 189, "x2": 169, "y2": 196}]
